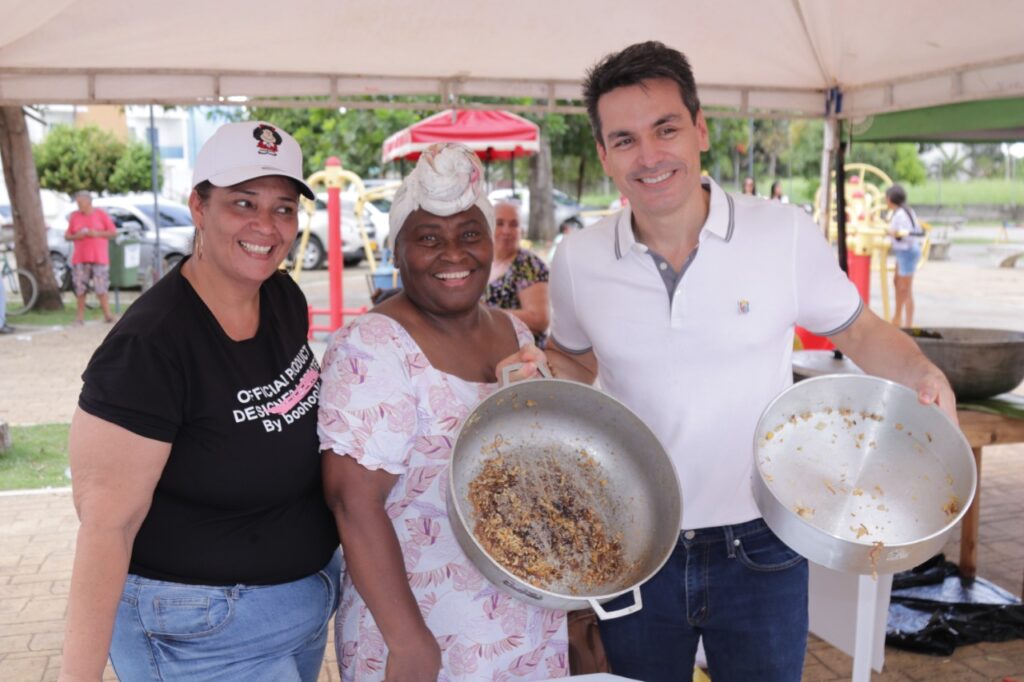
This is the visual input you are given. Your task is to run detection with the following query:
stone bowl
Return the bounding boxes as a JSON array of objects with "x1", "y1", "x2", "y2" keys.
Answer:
[{"x1": 905, "y1": 327, "x2": 1024, "y2": 400}]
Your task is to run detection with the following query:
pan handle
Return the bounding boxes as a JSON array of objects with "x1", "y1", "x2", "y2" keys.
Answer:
[
  {"x1": 588, "y1": 588, "x2": 643, "y2": 620},
  {"x1": 500, "y1": 361, "x2": 553, "y2": 387}
]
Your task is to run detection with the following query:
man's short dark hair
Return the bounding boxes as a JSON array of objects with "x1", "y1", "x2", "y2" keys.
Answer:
[
  {"x1": 582, "y1": 41, "x2": 702, "y2": 147},
  {"x1": 886, "y1": 184, "x2": 907, "y2": 206}
]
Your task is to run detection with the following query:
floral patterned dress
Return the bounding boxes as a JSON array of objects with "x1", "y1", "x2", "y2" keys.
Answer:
[
  {"x1": 318, "y1": 312, "x2": 569, "y2": 682},
  {"x1": 484, "y1": 248, "x2": 550, "y2": 347}
]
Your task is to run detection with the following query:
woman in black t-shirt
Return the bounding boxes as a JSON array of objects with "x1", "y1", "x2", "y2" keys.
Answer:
[{"x1": 60, "y1": 122, "x2": 340, "y2": 682}]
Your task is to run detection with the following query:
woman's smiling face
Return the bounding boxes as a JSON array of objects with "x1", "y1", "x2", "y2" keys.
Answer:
[
  {"x1": 493, "y1": 202, "x2": 521, "y2": 260},
  {"x1": 394, "y1": 206, "x2": 493, "y2": 316},
  {"x1": 189, "y1": 175, "x2": 299, "y2": 286}
]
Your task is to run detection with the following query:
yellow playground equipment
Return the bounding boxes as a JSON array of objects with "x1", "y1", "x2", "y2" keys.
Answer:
[
  {"x1": 290, "y1": 171, "x2": 400, "y2": 288},
  {"x1": 813, "y1": 163, "x2": 932, "y2": 321}
]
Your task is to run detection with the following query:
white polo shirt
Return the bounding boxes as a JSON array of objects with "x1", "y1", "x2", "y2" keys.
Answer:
[{"x1": 549, "y1": 178, "x2": 862, "y2": 530}]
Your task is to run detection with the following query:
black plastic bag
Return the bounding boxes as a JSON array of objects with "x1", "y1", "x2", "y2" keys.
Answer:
[{"x1": 885, "y1": 554, "x2": 1024, "y2": 656}]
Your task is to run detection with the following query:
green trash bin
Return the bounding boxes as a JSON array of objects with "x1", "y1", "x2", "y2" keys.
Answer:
[{"x1": 108, "y1": 236, "x2": 141, "y2": 288}]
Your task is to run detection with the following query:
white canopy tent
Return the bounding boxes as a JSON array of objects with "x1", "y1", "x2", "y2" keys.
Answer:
[
  {"x1": 1, "y1": 2, "x2": 1020, "y2": 678},
  {"x1": 1, "y1": 0, "x2": 1023, "y2": 120}
]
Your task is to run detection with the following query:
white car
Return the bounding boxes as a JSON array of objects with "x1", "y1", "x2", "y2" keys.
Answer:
[
  {"x1": 487, "y1": 188, "x2": 600, "y2": 230},
  {"x1": 291, "y1": 192, "x2": 388, "y2": 270}
]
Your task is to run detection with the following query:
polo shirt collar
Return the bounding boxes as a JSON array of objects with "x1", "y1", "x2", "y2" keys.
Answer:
[{"x1": 613, "y1": 176, "x2": 735, "y2": 260}]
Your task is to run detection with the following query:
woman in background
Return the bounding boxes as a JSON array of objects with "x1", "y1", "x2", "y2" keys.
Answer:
[
  {"x1": 485, "y1": 200, "x2": 550, "y2": 345},
  {"x1": 886, "y1": 184, "x2": 925, "y2": 328}
]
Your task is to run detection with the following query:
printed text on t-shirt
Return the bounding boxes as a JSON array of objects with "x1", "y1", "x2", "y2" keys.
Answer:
[{"x1": 231, "y1": 345, "x2": 320, "y2": 433}]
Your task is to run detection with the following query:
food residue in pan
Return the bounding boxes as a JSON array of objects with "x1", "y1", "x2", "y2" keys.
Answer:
[
  {"x1": 942, "y1": 495, "x2": 961, "y2": 519},
  {"x1": 794, "y1": 504, "x2": 815, "y2": 519},
  {"x1": 468, "y1": 450, "x2": 630, "y2": 592},
  {"x1": 868, "y1": 541, "x2": 885, "y2": 581}
]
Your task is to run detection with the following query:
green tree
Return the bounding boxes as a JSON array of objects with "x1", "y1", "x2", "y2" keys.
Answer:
[
  {"x1": 526, "y1": 112, "x2": 602, "y2": 200},
  {"x1": 33, "y1": 124, "x2": 123, "y2": 195},
  {"x1": 108, "y1": 140, "x2": 163, "y2": 194},
  {"x1": 245, "y1": 104, "x2": 425, "y2": 179},
  {"x1": 703, "y1": 116, "x2": 749, "y2": 185},
  {"x1": 780, "y1": 119, "x2": 824, "y2": 179},
  {"x1": 965, "y1": 143, "x2": 1004, "y2": 179},
  {"x1": 755, "y1": 119, "x2": 790, "y2": 179},
  {"x1": 847, "y1": 142, "x2": 926, "y2": 185}
]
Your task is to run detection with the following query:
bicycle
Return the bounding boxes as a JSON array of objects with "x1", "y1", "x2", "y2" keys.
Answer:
[{"x1": 1, "y1": 243, "x2": 39, "y2": 316}]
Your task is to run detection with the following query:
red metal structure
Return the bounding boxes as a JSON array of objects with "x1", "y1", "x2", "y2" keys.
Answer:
[{"x1": 306, "y1": 157, "x2": 368, "y2": 338}]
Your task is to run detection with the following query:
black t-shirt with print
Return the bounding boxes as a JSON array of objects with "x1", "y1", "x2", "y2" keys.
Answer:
[{"x1": 79, "y1": 262, "x2": 338, "y2": 585}]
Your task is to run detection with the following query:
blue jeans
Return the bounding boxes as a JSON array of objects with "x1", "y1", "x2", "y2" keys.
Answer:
[
  {"x1": 598, "y1": 519, "x2": 808, "y2": 682},
  {"x1": 894, "y1": 247, "x2": 922, "y2": 276},
  {"x1": 110, "y1": 550, "x2": 341, "y2": 682}
]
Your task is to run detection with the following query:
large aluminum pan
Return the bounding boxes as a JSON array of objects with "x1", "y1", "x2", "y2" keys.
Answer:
[
  {"x1": 448, "y1": 364, "x2": 681, "y2": 619},
  {"x1": 754, "y1": 374, "x2": 976, "y2": 576}
]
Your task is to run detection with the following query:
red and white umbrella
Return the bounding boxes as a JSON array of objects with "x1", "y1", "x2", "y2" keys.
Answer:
[{"x1": 381, "y1": 109, "x2": 539, "y2": 164}]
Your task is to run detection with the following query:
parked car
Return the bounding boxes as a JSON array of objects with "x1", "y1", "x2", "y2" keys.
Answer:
[
  {"x1": 291, "y1": 193, "x2": 383, "y2": 270},
  {"x1": 487, "y1": 188, "x2": 601, "y2": 230},
  {"x1": 53, "y1": 195, "x2": 195, "y2": 287}
]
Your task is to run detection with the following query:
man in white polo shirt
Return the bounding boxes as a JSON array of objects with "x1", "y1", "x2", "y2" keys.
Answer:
[{"x1": 513, "y1": 41, "x2": 955, "y2": 681}]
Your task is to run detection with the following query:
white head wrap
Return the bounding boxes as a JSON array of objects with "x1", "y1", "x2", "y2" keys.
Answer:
[{"x1": 388, "y1": 143, "x2": 495, "y2": 248}]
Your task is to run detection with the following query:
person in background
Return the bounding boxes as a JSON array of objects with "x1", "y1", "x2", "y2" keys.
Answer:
[
  {"x1": 742, "y1": 176, "x2": 757, "y2": 196},
  {"x1": 485, "y1": 199, "x2": 551, "y2": 345},
  {"x1": 886, "y1": 184, "x2": 925, "y2": 328},
  {"x1": 548, "y1": 218, "x2": 582, "y2": 260},
  {"x1": 64, "y1": 191, "x2": 118, "y2": 324},
  {"x1": 0, "y1": 264, "x2": 12, "y2": 334},
  {"x1": 502, "y1": 40, "x2": 954, "y2": 681},
  {"x1": 770, "y1": 180, "x2": 788, "y2": 202},
  {"x1": 60, "y1": 121, "x2": 340, "y2": 682},
  {"x1": 319, "y1": 143, "x2": 568, "y2": 682}
]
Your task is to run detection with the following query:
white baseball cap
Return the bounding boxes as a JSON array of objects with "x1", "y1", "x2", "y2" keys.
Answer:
[{"x1": 192, "y1": 121, "x2": 315, "y2": 199}]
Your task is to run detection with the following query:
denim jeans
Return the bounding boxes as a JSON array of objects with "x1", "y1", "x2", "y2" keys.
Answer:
[
  {"x1": 894, "y1": 246, "x2": 923, "y2": 276},
  {"x1": 598, "y1": 519, "x2": 808, "y2": 682},
  {"x1": 110, "y1": 550, "x2": 341, "y2": 682}
]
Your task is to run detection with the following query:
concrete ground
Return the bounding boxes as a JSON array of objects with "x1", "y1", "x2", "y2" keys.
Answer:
[{"x1": 1, "y1": 244, "x2": 1022, "y2": 680}]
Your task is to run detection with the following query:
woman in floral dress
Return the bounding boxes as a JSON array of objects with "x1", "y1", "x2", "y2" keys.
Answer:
[
  {"x1": 318, "y1": 143, "x2": 568, "y2": 682},
  {"x1": 485, "y1": 200, "x2": 550, "y2": 346}
]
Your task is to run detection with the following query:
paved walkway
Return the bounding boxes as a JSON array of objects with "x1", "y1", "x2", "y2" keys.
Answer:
[{"x1": 1, "y1": 257, "x2": 1022, "y2": 680}]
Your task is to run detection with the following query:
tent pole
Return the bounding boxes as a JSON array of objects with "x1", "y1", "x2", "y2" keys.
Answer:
[
  {"x1": 510, "y1": 155, "x2": 516, "y2": 194},
  {"x1": 150, "y1": 105, "x2": 162, "y2": 280},
  {"x1": 836, "y1": 125, "x2": 848, "y2": 274},
  {"x1": 818, "y1": 117, "x2": 838, "y2": 236}
]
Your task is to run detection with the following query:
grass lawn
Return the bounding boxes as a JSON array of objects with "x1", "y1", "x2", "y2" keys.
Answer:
[
  {"x1": 6, "y1": 292, "x2": 135, "y2": 327},
  {"x1": 0, "y1": 423, "x2": 70, "y2": 491}
]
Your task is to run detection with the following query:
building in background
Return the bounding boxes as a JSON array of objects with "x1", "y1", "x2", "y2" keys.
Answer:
[{"x1": 2, "y1": 105, "x2": 226, "y2": 218}]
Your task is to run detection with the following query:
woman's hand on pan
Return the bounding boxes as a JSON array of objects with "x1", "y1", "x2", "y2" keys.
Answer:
[{"x1": 496, "y1": 344, "x2": 547, "y2": 382}]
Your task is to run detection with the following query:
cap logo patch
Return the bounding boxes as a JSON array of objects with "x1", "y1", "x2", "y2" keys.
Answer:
[{"x1": 253, "y1": 123, "x2": 282, "y2": 156}]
